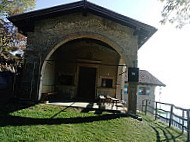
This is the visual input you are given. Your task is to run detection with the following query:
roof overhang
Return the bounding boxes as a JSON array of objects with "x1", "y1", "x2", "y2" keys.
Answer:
[{"x1": 8, "y1": 1, "x2": 157, "y2": 49}]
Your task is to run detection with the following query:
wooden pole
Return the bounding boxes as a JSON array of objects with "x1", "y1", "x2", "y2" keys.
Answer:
[
  {"x1": 182, "y1": 110, "x2": 184, "y2": 133},
  {"x1": 83, "y1": 0, "x2": 87, "y2": 10},
  {"x1": 169, "y1": 104, "x2": 174, "y2": 127},
  {"x1": 145, "y1": 100, "x2": 148, "y2": 115},
  {"x1": 142, "y1": 100, "x2": 144, "y2": 112},
  {"x1": 29, "y1": 62, "x2": 36, "y2": 100},
  {"x1": 155, "y1": 102, "x2": 158, "y2": 120},
  {"x1": 187, "y1": 109, "x2": 190, "y2": 142},
  {"x1": 37, "y1": 57, "x2": 42, "y2": 101}
]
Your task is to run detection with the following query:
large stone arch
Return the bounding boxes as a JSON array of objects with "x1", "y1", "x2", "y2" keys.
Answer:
[
  {"x1": 42, "y1": 32, "x2": 128, "y2": 67},
  {"x1": 38, "y1": 34, "x2": 128, "y2": 100}
]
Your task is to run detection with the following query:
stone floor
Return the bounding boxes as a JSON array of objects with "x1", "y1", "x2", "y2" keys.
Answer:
[{"x1": 47, "y1": 101, "x2": 128, "y2": 113}]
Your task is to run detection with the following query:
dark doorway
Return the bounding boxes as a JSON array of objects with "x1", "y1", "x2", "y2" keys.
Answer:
[{"x1": 78, "y1": 67, "x2": 96, "y2": 102}]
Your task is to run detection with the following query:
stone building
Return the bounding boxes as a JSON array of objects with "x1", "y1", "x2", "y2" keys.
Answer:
[
  {"x1": 122, "y1": 70, "x2": 166, "y2": 111},
  {"x1": 8, "y1": 1, "x2": 157, "y2": 113}
]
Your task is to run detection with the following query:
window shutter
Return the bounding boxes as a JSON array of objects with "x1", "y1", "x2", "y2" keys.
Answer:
[
  {"x1": 124, "y1": 85, "x2": 128, "y2": 94},
  {"x1": 147, "y1": 87, "x2": 150, "y2": 95},
  {"x1": 139, "y1": 87, "x2": 142, "y2": 95}
]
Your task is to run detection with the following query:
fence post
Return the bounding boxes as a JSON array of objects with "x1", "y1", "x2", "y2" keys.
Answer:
[
  {"x1": 155, "y1": 102, "x2": 158, "y2": 120},
  {"x1": 182, "y1": 110, "x2": 184, "y2": 133},
  {"x1": 169, "y1": 104, "x2": 174, "y2": 127},
  {"x1": 145, "y1": 100, "x2": 148, "y2": 115},
  {"x1": 187, "y1": 109, "x2": 190, "y2": 142},
  {"x1": 142, "y1": 100, "x2": 144, "y2": 112}
]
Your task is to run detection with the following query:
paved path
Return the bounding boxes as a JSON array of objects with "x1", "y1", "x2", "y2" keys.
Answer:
[{"x1": 47, "y1": 102, "x2": 127, "y2": 113}]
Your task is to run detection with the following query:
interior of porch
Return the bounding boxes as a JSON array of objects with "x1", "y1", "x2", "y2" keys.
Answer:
[{"x1": 40, "y1": 38, "x2": 126, "y2": 103}]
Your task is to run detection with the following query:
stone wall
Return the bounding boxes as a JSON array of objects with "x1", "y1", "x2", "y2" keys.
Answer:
[
  {"x1": 137, "y1": 85, "x2": 156, "y2": 111},
  {"x1": 20, "y1": 12, "x2": 138, "y2": 102},
  {"x1": 121, "y1": 83, "x2": 156, "y2": 111}
]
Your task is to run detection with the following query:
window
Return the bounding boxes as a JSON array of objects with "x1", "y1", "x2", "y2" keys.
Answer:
[
  {"x1": 139, "y1": 87, "x2": 150, "y2": 95},
  {"x1": 141, "y1": 87, "x2": 146, "y2": 95},
  {"x1": 59, "y1": 75, "x2": 73, "y2": 85},
  {"x1": 101, "y1": 78, "x2": 113, "y2": 88}
]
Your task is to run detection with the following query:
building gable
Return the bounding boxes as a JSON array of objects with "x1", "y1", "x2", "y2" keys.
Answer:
[{"x1": 8, "y1": 1, "x2": 157, "y2": 48}]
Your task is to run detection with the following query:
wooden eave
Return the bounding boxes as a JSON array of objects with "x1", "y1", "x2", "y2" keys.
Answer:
[
  {"x1": 125, "y1": 70, "x2": 166, "y2": 87},
  {"x1": 138, "y1": 82, "x2": 166, "y2": 87},
  {"x1": 8, "y1": 1, "x2": 157, "y2": 49}
]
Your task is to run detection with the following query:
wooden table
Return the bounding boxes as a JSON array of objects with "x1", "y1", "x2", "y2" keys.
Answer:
[
  {"x1": 106, "y1": 96, "x2": 112, "y2": 105},
  {"x1": 99, "y1": 95, "x2": 106, "y2": 105}
]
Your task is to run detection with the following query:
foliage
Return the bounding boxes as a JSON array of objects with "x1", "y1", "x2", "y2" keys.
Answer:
[
  {"x1": 0, "y1": 0, "x2": 35, "y2": 16},
  {"x1": 160, "y1": 0, "x2": 190, "y2": 28},
  {"x1": 0, "y1": 104, "x2": 187, "y2": 141},
  {"x1": 0, "y1": 19, "x2": 25, "y2": 72},
  {"x1": 0, "y1": 0, "x2": 35, "y2": 72}
]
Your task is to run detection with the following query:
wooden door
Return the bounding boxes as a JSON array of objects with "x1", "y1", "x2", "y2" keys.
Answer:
[{"x1": 78, "y1": 67, "x2": 96, "y2": 102}]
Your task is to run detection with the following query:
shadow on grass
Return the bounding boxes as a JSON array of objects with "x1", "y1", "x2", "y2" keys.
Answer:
[
  {"x1": 143, "y1": 116, "x2": 184, "y2": 142},
  {"x1": 0, "y1": 113, "x2": 128, "y2": 127},
  {"x1": 50, "y1": 103, "x2": 75, "y2": 119},
  {"x1": 0, "y1": 99, "x2": 35, "y2": 114},
  {"x1": 0, "y1": 102, "x2": 128, "y2": 127}
]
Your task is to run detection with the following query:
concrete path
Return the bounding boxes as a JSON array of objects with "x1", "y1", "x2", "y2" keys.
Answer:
[{"x1": 47, "y1": 102, "x2": 127, "y2": 113}]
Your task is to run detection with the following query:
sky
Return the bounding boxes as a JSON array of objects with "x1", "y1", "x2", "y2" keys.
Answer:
[{"x1": 35, "y1": 0, "x2": 190, "y2": 108}]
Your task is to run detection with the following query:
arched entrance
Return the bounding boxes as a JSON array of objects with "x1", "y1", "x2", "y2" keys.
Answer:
[{"x1": 39, "y1": 38, "x2": 126, "y2": 102}]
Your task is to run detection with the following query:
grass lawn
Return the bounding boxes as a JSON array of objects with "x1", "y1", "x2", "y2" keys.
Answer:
[{"x1": 0, "y1": 103, "x2": 187, "y2": 142}]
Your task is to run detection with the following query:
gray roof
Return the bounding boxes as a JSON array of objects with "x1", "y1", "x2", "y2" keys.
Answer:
[
  {"x1": 8, "y1": 0, "x2": 157, "y2": 48},
  {"x1": 125, "y1": 70, "x2": 166, "y2": 87}
]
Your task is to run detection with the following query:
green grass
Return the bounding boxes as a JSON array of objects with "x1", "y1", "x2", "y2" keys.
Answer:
[{"x1": 0, "y1": 103, "x2": 187, "y2": 142}]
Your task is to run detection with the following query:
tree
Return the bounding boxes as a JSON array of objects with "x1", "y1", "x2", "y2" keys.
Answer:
[
  {"x1": 0, "y1": 19, "x2": 25, "y2": 72},
  {"x1": 160, "y1": 0, "x2": 190, "y2": 28},
  {"x1": 0, "y1": 0, "x2": 35, "y2": 16},
  {"x1": 0, "y1": 0, "x2": 35, "y2": 72}
]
